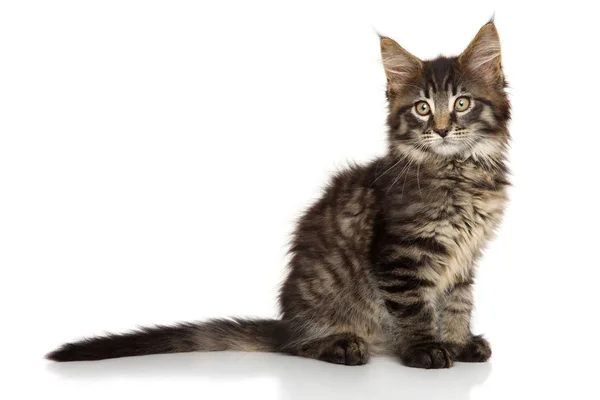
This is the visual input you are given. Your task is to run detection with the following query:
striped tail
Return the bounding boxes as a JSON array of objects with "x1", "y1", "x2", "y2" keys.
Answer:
[{"x1": 46, "y1": 318, "x2": 288, "y2": 362}]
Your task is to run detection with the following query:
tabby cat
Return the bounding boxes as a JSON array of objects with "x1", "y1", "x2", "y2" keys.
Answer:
[{"x1": 47, "y1": 20, "x2": 510, "y2": 369}]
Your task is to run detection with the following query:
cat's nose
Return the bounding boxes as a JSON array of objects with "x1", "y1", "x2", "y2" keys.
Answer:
[{"x1": 434, "y1": 128, "x2": 449, "y2": 138}]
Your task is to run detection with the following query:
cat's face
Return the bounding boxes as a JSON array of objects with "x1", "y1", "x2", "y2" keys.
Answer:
[{"x1": 381, "y1": 22, "x2": 510, "y2": 162}]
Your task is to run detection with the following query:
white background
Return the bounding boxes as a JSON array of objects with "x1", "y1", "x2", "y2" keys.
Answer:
[{"x1": 1, "y1": 1, "x2": 599, "y2": 399}]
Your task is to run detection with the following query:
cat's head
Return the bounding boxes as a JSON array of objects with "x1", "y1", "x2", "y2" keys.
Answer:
[{"x1": 381, "y1": 21, "x2": 510, "y2": 162}]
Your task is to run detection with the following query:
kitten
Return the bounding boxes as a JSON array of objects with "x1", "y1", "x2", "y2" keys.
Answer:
[{"x1": 47, "y1": 20, "x2": 509, "y2": 369}]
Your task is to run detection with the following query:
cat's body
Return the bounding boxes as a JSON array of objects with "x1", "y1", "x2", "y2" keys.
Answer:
[
  {"x1": 47, "y1": 21, "x2": 510, "y2": 369},
  {"x1": 280, "y1": 148, "x2": 508, "y2": 367}
]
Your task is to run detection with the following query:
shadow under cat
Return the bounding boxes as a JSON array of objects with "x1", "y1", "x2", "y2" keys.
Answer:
[{"x1": 47, "y1": 352, "x2": 491, "y2": 400}]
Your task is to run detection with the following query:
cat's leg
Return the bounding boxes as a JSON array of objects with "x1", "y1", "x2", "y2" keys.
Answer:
[
  {"x1": 278, "y1": 184, "x2": 378, "y2": 366},
  {"x1": 441, "y1": 280, "x2": 491, "y2": 362},
  {"x1": 285, "y1": 333, "x2": 370, "y2": 366},
  {"x1": 376, "y1": 257, "x2": 453, "y2": 369}
]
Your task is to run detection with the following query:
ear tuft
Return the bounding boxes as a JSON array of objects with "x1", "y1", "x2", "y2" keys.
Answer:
[
  {"x1": 380, "y1": 36, "x2": 422, "y2": 85},
  {"x1": 459, "y1": 22, "x2": 503, "y2": 85}
]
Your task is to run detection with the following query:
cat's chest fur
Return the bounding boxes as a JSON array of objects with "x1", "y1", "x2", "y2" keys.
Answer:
[{"x1": 380, "y1": 159, "x2": 508, "y2": 290}]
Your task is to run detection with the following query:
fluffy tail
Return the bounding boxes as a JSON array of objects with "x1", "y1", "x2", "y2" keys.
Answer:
[{"x1": 46, "y1": 318, "x2": 288, "y2": 362}]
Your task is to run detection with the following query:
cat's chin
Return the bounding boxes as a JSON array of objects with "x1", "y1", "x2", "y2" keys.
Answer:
[{"x1": 429, "y1": 142, "x2": 465, "y2": 157}]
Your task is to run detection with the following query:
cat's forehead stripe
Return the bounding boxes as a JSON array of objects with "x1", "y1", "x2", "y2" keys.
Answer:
[
  {"x1": 428, "y1": 57, "x2": 454, "y2": 89},
  {"x1": 429, "y1": 72, "x2": 438, "y2": 94},
  {"x1": 442, "y1": 73, "x2": 451, "y2": 92}
]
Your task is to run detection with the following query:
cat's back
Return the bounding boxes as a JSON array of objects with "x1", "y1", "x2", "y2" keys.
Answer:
[
  {"x1": 292, "y1": 160, "x2": 381, "y2": 249},
  {"x1": 280, "y1": 160, "x2": 383, "y2": 326}
]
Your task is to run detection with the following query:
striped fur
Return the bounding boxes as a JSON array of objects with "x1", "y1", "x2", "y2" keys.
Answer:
[{"x1": 47, "y1": 21, "x2": 509, "y2": 369}]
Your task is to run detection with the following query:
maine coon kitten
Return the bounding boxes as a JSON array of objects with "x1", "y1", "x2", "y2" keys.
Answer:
[{"x1": 47, "y1": 21, "x2": 510, "y2": 369}]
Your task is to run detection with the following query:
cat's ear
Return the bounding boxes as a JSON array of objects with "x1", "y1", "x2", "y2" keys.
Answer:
[
  {"x1": 458, "y1": 21, "x2": 504, "y2": 86},
  {"x1": 380, "y1": 36, "x2": 422, "y2": 86}
]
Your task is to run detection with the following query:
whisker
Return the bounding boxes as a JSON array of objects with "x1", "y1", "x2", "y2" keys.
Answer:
[
  {"x1": 386, "y1": 158, "x2": 411, "y2": 194},
  {"x1": 399, "y1": 151, "x2": 419, "y2": 198},
  {"x1": 370, "y1": 157, "x2": 403, "y2": 187}
]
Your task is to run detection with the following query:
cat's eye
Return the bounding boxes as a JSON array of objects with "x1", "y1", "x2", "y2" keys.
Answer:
[
  {"x1": 415, "y1": 101, "x2": 431, "y2": 116},
  {"x1": 454, "y1": 96, "x2": 471, "y2": 112}
]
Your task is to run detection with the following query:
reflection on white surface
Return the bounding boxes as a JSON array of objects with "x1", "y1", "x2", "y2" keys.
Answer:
[{"x1": 47, "y1": 352, "x2": 491, "y2": 400}]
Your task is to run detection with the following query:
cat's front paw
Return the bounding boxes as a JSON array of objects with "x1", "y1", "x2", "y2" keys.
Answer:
[
  {"x1": 400, "y1": 343, "x2": 454, "y2": 369},
  {"x1": 453, "y1": 335, "x2": 492, "y2": 363}
]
